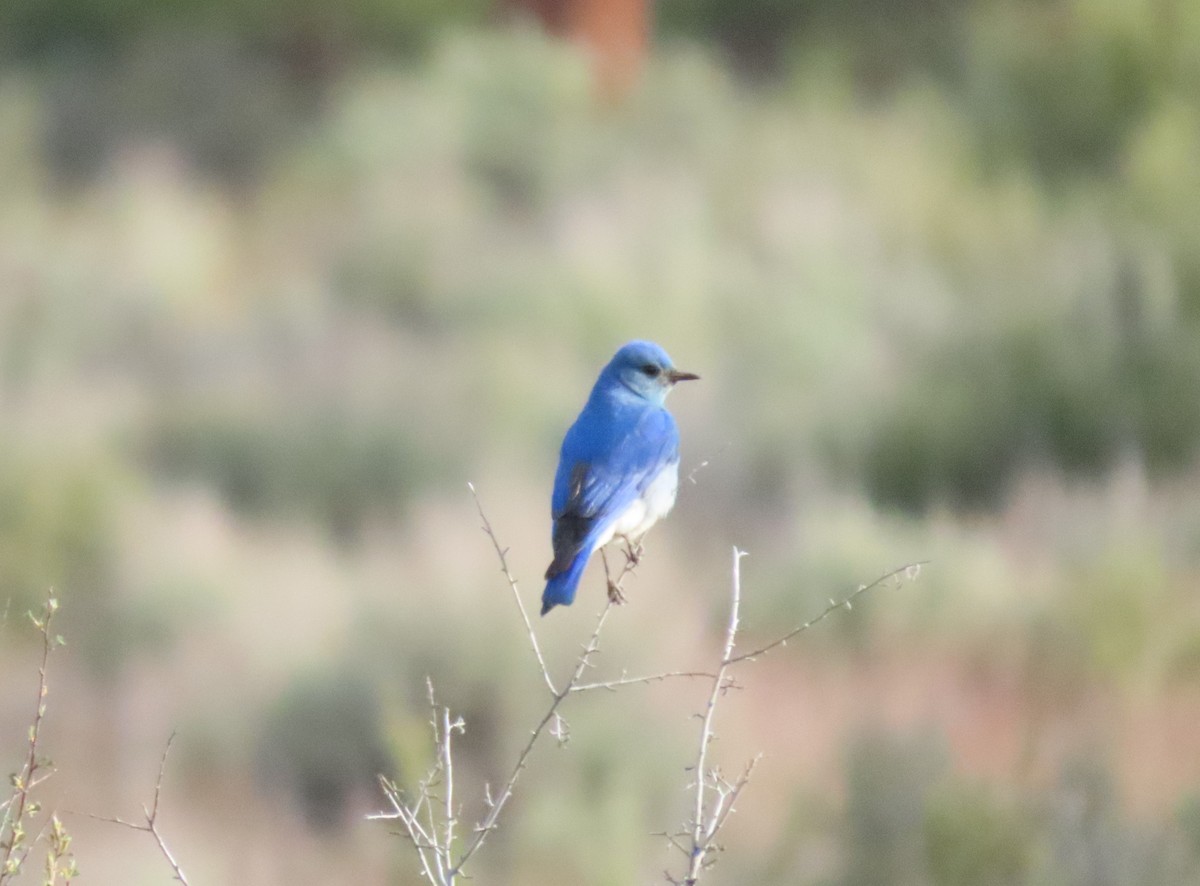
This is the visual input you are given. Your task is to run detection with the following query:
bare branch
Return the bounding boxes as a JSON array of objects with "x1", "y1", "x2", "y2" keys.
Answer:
[
  {"x1": 423, "y1": 686, "x2": 448, "y2": 886},
  {"x1": 387, "y1": 487, "x2": 923, "y2": 886},
  {"x1": 371, "y1": 596, "x2": 621, "y2": 884},
  {"x1": 419, "y1": 678, "x2": 464, "y2": 883},
  {"x1": 371, "y1": 778, "x2": 443, "y2": 885},
  {"x1": 374, "y1": 485, "x2": 639, "y2": 884},
  {"x1": 86, "y1": 732, "x2": 190, "y2": 885},
  {"x1": 654, "y1": 831, "x2": 693, "y2": 859},
  {"x1": 441, "y1": 705, "x2": 455, "y2": 872},
  {"x1": 468, "y1": 483, "x2": 557, "y2": 696},
  {"x1": 707, "y1": 755, "x2": 760, "y2": 842},
  {"x1": 665, "y1": 555, "x2": 926, "y2": 883},
  {"x1": 680, "y1": 547, "x2": 749, "y2": 884},
  {"x1": 725, "y1": 561, "x2": 926, "y2": 666},
  {"x1": 450, "y1": 600, "x2": 615, "y2": 879},
  {"x1": 147, "y1": 730, "x2": 176, "y2": 822},
  {"x1": 571, "y1": 670, "x2": 723, "y2": 693}
]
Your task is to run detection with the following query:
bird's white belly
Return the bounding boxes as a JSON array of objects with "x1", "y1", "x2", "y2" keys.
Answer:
[{"x1": 593, "y1": 460, "x2": 679, "y2": 550}]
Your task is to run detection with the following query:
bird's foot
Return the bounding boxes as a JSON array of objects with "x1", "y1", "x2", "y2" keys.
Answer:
[
  {"x1": 607, "y1": 579, "x2": 627, "y2": 605},
  {"x1": 622, "y1": 539, "x2": 644, "y2": 567}
]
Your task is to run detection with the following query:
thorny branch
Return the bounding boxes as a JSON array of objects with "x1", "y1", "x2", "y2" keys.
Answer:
[
  {"x1": 372, "y1": 485, "x2": 658, "y2": 885},
  {"x1": 680, "y1": 548, "x2": 747, "y2": 883},
  {"x1": 468, "y1": 483, "x2": 557, "y2": 695},
  {"x1": 450, "y1": 600, "x2": 614, "y2": 878},
  {"x1": 663, "y1": 554, "x2": 925, "y2": 884},
  {"x1": 571, "y1": 669, "x2": 725, "y2": 693},
  {"x1": 726, "y1": 561, "x2": 926, "y2": 666},
  {"x1": 372, "y1": 680, "x2": 465, "y2": 884},
  {"x1": 373, "y1": 603, "x2": 617, "y2": 885},
  {"x1": 87, "y1": 732, "x2": 190, "y2": 886},
  {"x1": 470, "y1": 483, "x2": 706, "y2": 696},
  {"x1": 377, "y1": 484, "x2": 924, "y2": 885}
]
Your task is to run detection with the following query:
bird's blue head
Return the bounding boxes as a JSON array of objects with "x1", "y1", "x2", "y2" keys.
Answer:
[{"x1": 597, "y1": 340, "x2": 700, "y2": 406}]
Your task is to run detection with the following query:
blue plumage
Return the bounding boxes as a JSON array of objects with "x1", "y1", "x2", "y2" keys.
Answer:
[{"x1": 542, "y1": 341, "x2": 698, "y2": 615}]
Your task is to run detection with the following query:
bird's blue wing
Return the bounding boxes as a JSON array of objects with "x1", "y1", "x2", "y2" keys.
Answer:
[{"x1": 545, "y1": 406, "x2": 678, "y2": 580}]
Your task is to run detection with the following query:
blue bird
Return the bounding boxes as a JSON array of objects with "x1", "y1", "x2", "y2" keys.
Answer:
[{"x1": 542, "y1": 341, "x2": 699, "y2": 616}]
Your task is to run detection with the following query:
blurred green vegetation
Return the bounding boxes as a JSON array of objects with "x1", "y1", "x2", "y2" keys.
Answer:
[
  {"x1": 0, "y1": 0, "x2": 490, "y2": 62},
  {"x1": 0, "y1": 445, "x2": 120, "y2": 614},
  {"x1": 2, "y1": 1, "x2": 1200, "y2": 884},
  {"x1": 860, "y1": 319, "x2": 1200, "y2": 511},
  {"x1": 925, "y1": 779, "x2": 1032, "y2": 886},
  {"x1": 841, "y1": 730, "x2": 947, "y2": 886},
  {"x1": 258, "y1": 667, "x2": 391, "y2": 829},
  {"x1": 147, "y1": 405, "x2": 448, "y2": 540},
  {"x1": 837, "y1": 734, "x2": 1200, "y2": 886}
]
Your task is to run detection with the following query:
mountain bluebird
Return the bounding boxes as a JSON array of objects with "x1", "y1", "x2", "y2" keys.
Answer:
[{"x1": 542, "y1": 341, "x2": 699, "y2": 615}]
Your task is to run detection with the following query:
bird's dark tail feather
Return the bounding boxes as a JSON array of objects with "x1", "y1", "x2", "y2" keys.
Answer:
[{"x1": 541, "y1": 549, "x2": 591, "y2": 615}]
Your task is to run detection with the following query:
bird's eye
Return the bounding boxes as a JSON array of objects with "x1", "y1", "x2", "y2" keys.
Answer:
[{"x1": 641, "y1": 364, "x2": 661, "y2": 378}]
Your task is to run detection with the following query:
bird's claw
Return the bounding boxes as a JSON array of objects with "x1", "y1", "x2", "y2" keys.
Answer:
[
  {"x1": 623, "y1": 540, "x2": 644, "y2": 567},
  {"x1": 607, "y1": 580, "x2": 627, "y2": 605}
]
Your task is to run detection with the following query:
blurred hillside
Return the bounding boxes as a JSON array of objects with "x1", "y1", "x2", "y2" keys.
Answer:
[{"x1": 3, "y1": 1, "x2": 1200, "y2": 884}]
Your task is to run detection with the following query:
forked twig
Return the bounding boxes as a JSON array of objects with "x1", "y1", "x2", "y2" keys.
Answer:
[
  {"x1": 378, "y1": 485, "x2": 925, "y2": 886},
  {"x1": 0, "y1": 595, "x2": 63, "y2": 884},
  {"x1": 726, "y1": 561, "x2": 926, "y2": 665},
  {"x1": 0, "y1": 774, "x2": 53, "y2": 816},
  {"x1": 373, "y1": 602, "x2": 617, "y2": 885},
  {"x1": 86, "y1": 732, "x2": 190, "y2": 885},
  {"x1": 449, "y1": 599, "x2": 615, "y2": 879},
  {"x1": 664, "y1": 554, "x2": 927, "y2": 884},
  {"x1": 375, "y1": 486, "x2": 633, "y2": 883}
]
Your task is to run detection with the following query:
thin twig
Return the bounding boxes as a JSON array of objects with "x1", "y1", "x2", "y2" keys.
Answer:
[
  {"x1": 441, "y1": 705, "x2": 455, "y2": 871},
  {"x1": 450, "y1": 600, "x2": 615, "y2": 879},
  {"x1": 370, "y1": 600, "x2": 620, "y2": 884},
  {"x1": 423, "y1": 685, "x2": 448, "y2": 885},
  {"x1": 0, "y1": 596, "x2": 59, "y2": 883},
  {"x1": 684, "y1": 442, "x2": 731, "y2": 486},
  {"x1": 374, "y1": 485, "x2": 632, "y2": 884},
  {"x1": 656, "y1": 831, "x2": 692, "y2": 858},
  {"x1": 571, "y1": 670, "x2": 723, "y2": 693},
  {"x1": 726, "y1": 561, "x2": 926, "y2": 666},
  {"x1": 387, "y1": 487, "x2": 923, "y2": 886},
  {"x1": 86, "y1": 732, "x2": 190, "y2": 886},
  {"x1": 682, "y1": 548, "x2": 747, "y2": 884},
  {"x1": 666, "y1": 557, "x2": 927, "y2": 883},
  {"x1": 0, "y1": 774, "x2": 53, "y2": 815},
  {"x1": 371, "y1": 778, "x2": 442, "y2": 885},
  {"x1": 707, "y1": 755, "x2": 760, "y2": 843},
  {"x1": 468, "y1": 483, "x2": 557, "y2": 695}
]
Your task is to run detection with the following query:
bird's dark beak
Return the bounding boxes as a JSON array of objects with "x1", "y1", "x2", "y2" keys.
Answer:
[{"x1": 666, "y1": 369, "x2": 700, "y2": 384}]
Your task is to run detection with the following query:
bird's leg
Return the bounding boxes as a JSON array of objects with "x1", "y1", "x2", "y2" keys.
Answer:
[
  {"x1": 622, "y1": 536, "x2": 644, "y2": 567},
  {"x1": 601, "y1": 548, "x2": 626, "y2": 605}
]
